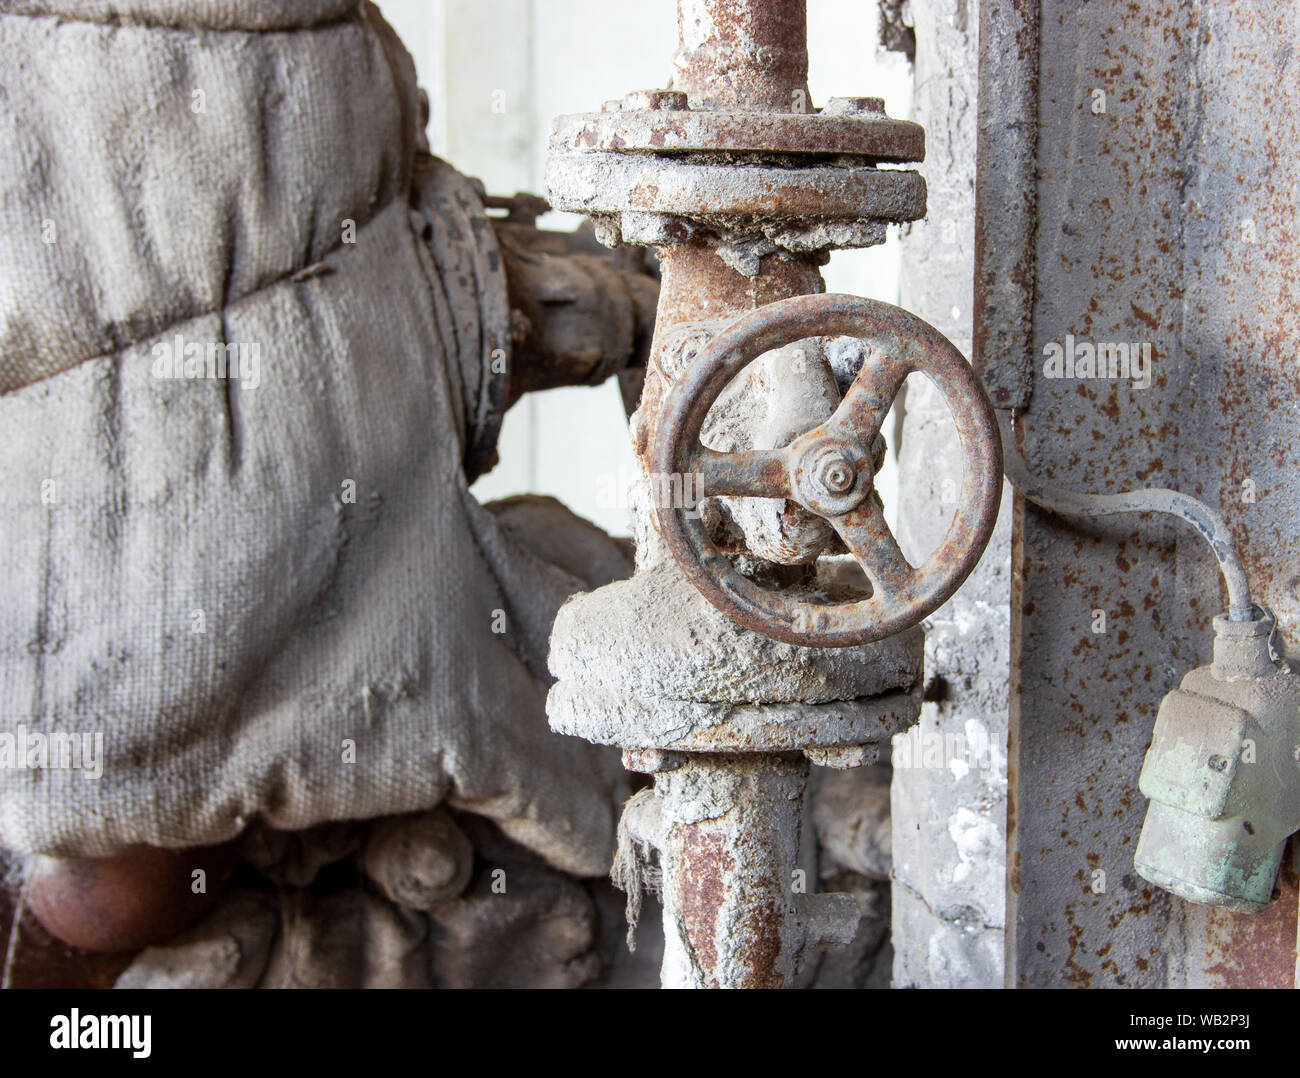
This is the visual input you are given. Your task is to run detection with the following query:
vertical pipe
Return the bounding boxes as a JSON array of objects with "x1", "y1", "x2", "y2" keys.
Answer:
[
  {"x1": 655, "y1": 753, "x2": 809, "y2": 988},
  {"x1": 631, "y1": 0, "x2": 826, "y2": 471},
  {"x1": 647, "y1": 2, "x2": 821, "y2": 986},
  {"x1": 579, "y1": 0, "x2": 880, "y2": 990},
  {"x1": 672, "y1": 0, "x2": 810, "y2": 111},
  {"x1": 632, "y1": 244, "x2": 825, "y2": 465}
]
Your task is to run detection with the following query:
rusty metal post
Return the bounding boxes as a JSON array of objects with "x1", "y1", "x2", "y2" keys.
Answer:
[{"x1": 546, "y1": 0, "x2": 933, "y2": 988}]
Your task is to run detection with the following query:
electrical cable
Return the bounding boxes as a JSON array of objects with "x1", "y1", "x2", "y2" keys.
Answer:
[{"x1": 998, "y1": 410, "x2": 1254, "y2": 621}]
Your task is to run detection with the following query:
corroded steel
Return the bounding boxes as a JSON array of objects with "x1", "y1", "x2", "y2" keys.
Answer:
[
  {"x1": 493, "y1": 218, "x2": 658, "y2": 406},
  {"x1": 552, "y1": 107, "x2": 925, "y2": 160},
  {"x1": 545, "y1": 0, "x2": 924, "y2": 266},
  {"x1": 651, "y1": 293, "x2": 1002, "y2": 648},
  {"x1": 671, "y1": 0, "x2": 810, "y2": 111},
  {"x1": 655, "y1": 753, "x2": 816, "y2": 988},
  {"x1": 631, "y1": 244, "x2": 826, "y2": 469},
  {"x1": 548, "y1": 679, "x2": 922, "y2": 755},
  {"x1": 1000, "y1": 413, "x2": 1253, "y2": 621},
  {"x1": 546, "y1": 155, "x2": 926, "y2": 231},
  {"x1": 544, "y1": 0, "x2": 940, "y2": 990},
  {"x1": 995, "y1": 0, "x2": 1300, "y2": 988},
  {"x1": 972, "y1": 0, "x2": 1038, "y2": 408}
]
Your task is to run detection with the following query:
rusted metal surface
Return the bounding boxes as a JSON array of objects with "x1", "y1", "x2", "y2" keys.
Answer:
[
  {"x1": 995, "y1": 0, "x2": 1300, "y2": 987},
  {"x1": 651, "y1": 293, "x2": 1001, "y2": 647},
  {"x1": 671, "y1": 0, "x2": 809, "y2": 111},
  {"x1": 481, "y1": 190, "x2": 550, "y2": 226},
  {"x1": 654, "y1": 752, "x2": 853, "y2": 988},
  {"x1": 25, "y1": 842, "x2": 239, "y2": 954},
  {"x1": 971, "y1": 0, "x2": 1037, "y2": 409},
  {"x1": 549, "y1": 679, "x2": 922, "y2": 755},
  {"x1": 631, "y1": 243, "x2": 826, "y2": 468},
  {"x1": 1200, "y1": 851, "x2": 1300, "y2": 989},
  {"x1": 493, "y1": 219, "x2": 658, "y2": 407},
  {"x1": 544, "y1": 0, "x2": 944, "y2": 988},
  {"x1": 546, "y1": 0, "x2": 925, "y2": 273},
  {"x1": 553, "y1": 105, "x2": 925, "y2": 160},
  {"x1": 1000, "y1": 414, "x2": 1254, "y2": 621},
  {"x1": 546, "y1": 154, "x2": 925, "y2": 238}
]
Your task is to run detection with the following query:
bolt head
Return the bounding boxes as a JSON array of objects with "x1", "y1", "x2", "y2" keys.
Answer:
[
  {"x1": 817, "y1": 455, "x2": 856, "y2": 494},
  {"x1": 622, "y1": 89, "x2": 688, "y2": 111},
  {"x1": 619, "y1": 211, "x2": 696, "y2": 246},
  {"x1": 823, "y1": 96, "x2": 886, "y2": 116},
  {"x1": 805, "y1": 744, "x2": 880, "y2": 769},
  {"x1": 622, "y1": 747, "x2": 686, "y2": 774},
  {"x1": 792, "y1": 439, "x2": 872, "y2": 517}
]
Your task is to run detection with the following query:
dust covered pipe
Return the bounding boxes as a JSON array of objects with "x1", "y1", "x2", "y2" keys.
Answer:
[{"x1": 546, "y1": 0, "x2": 999, "y2": 987}]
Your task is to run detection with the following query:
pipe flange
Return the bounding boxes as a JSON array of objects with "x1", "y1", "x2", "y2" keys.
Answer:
[
  {"x1": 547, "y1": 679, "x2": 921, "y2": 755},
  {"x1": 546, "y1": 89, "x2": 926, "y2": 257},
  {"x1": 546, "y1": 154, "x2": 926, "y2": 252},
  {"x1": 552, "y1": 102, "x2": 924, "y2": 161}
]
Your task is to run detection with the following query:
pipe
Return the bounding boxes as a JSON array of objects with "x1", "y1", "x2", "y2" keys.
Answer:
[
  {"x1": 546, "y1": 0, "x2": 922, "y2": 988},
  {"x1": 998, "y1": 410, "x2": 1253, "y2": 620},
  {"x1": 671, "y1": 0, "x2": 810, "y2": 111},
  {"x1": 654, "y1": 753, "x2": 809, "y2": 988}
]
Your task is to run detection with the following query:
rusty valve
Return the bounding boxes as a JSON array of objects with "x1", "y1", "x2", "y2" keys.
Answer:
[{"x1": 650, "y1": 293, "x2": 1002, "y2": 648}]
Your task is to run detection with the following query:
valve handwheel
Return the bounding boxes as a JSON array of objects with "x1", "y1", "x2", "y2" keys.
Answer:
[{"x1": 650, "y1": 293, "x2": 1002, "y2": 648}]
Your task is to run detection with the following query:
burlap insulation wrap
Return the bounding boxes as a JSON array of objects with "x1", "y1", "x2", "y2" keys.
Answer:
[{"x1": 0, "y1": 0, "x2": 632, "y2": 875}]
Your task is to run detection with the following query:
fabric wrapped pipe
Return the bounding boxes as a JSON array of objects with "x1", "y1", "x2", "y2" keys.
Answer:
[{"x1": 0, "y1": 0, "x2": 632, "y2": 878}]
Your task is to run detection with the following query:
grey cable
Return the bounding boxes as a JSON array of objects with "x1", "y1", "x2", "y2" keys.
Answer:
[{"x1": 998, "y1": 411, "x2": 1254, "y2": 621}]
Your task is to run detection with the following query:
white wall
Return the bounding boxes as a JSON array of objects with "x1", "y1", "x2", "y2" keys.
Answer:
[{"x1": 376, "y1": 0, "x2": 912, "y2": 536}]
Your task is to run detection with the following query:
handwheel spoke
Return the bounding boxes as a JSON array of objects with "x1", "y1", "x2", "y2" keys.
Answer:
[
  {"x1": 829, "y1": 494, "x2": 916, "y2": 602},
  {"x1": 825, "y1": 352, "x2": 910, "y2": 442},
  {"x1": 674, "y1": 445, "x2": 794, "y2": 501}
]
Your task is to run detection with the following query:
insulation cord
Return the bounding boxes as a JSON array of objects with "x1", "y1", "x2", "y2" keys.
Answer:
[{"x1": 998, "y1": 410, "x2": 1254, "y2": 621}]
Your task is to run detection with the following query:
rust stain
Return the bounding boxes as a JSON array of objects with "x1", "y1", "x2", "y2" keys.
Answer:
[
  {"x1": 677, "y1": 827, "x2": 734, "y2": 987},
  {"x1": 1203, "y1": 838, "x2": 1299, "y2": 989}
]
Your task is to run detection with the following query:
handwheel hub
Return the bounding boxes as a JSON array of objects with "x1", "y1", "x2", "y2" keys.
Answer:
[{"x1": 792, "y1": 437, "x2": 872, "y2": 517}]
